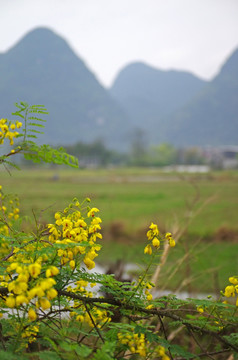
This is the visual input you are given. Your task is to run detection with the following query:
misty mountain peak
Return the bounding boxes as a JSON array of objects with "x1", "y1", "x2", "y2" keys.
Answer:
[
  {"x1": 5, "y1": 27, "x2": 85, "y2": 70},
  {"x1": 0, "y1": 27, "x2": 237, "y2": 149},
  {"x1": 216, "y1": 48, "x2": 238, "y2": 81}
]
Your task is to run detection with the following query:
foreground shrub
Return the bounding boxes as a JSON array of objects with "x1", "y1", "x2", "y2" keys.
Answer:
[{"x1": 0, "y1": 103, "x2": 237, "y2": 359}]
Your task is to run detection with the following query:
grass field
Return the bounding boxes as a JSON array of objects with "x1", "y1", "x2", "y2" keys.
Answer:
[{"x1": 1, "y1": 166, "x2": 237, "y2": 293}]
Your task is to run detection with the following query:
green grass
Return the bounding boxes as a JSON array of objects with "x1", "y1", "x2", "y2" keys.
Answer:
[
  {"x1": 1, "y1": 167, "x2": 238, "y2": 236},
  {"x1": 1, "y1": 166, "x2": 237, "y2": 293},
  {"x1": 99, "y1": 240, "x2": 238, "y2": 294}
]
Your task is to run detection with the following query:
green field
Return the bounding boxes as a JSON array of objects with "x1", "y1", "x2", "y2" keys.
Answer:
[{"x1": 1, "y1": 166, "x2": 238, "y2": 293}]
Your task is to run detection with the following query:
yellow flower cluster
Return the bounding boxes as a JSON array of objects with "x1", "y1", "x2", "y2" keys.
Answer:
[
  {"x1": 118, "y1": 332, "x2": 148, "y2": 357},
  {"x1": 0, "y1": 185, "x2": 20, "y2": 220},
  {"x1": 165, "y1": 232, "x2": 176, "y2": 247},
  {"x1": 137, "y1": 280, "x2": 154, "y2": 303},
  {"x1": 71, "y1": 307, "x2": 111, "y2": 328},
  {"x1": 144, "y1": 223, "x2": 175, "y2": 255},
  {"x1": 67, "y1": 279, "x2": 94, "y2": 298},
  {"x1": 118, "y1": 332, "x2": 169, "y2": 359},
  {"x1": 0, "y1": 118, "x2": 22, "y2": 145},
  {"x1": 145, "y1": 281, "x2": 154, "y2": 302},
  {"x1": 69, "y1": 280, "x2": 111, "y2": 326},
  {"x1": 155, "y1": 345, "x2": 170, "y2": 360},
  {"x1": 1, "y1": 198, "x2": 104, "y2": 333},
  {"x1": 21, "y1": 324, "x2": 39, "y2": 344},
  {"x1": 5, "y1": 261, "x2": 58, "y2": 316},
  {"x1": 48, "y1": 200, "x2": 102, "y2": 271},
  {"x1": 197, "y1": 306, "x2": 204, "y2": 313},
  {"x1": 78, "y1": 308, "x2": 111, "y2": 328},
  {"x1": 0, "y1": 185, "x2": 20, "y2": 257},
  {"x1": 144, "y1": 223, "x2": 160, "y2": 255},
  {"x1": 224, "y1": 276, "x2": 238, "y2": 306}
]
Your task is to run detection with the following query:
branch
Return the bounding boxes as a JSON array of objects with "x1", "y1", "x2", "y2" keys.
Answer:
[
  {"x1": 57, "y1": 289, "x2": 238, "y2": 353},
  {"x1": 176, "y1": 348, "x2": 231, "y2": 360}
]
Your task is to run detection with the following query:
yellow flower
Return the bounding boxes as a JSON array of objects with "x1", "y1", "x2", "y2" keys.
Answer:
[
  {"x1": 87, "y1": 249, "x2": 98, "y2": 260},
  {"x1": 46, "y1": 288, "x2": 58, "y2": 300},
  {"x1": 149, "y1": 222, "x2": 159, "y2": 233},
  {"x1": 152, "y1": 238, "x2": 160, "y2": 248},
  {"x1": 169, "y1": 238, "x2": 176, "y2": 247},
  {"x1": 54, "y1": 212, "x2": 61, "y2": 220},
  {"x1": 28, "y1": 288, "x2": 38, "y2": 299},
  {"x1": 75, "y1": 219, "x2": 87, "y2": 228},
  {"x1": 16, "y1": 121, "x2": 22, "y2": 128},
  {"x1": 69, "y1": 260, "x2": 75, "y2": 270},
  {"x1": 9, "y1": 262, "x2": 18, "y2": 271},
  {"x1": 224, "y1": 285, "x2": 235, "y2": 297},
  {"x1": 77, "y1": 280, "x2": 88, "y2": 288},
  {"x1": 33, "y1": 287, "x2": 45, "y2": 298},
  {"x1": 76, "y1": 315, "x2": 84, "y2": 322},
  {"x1": 84, "y1": 257, "x2": 95, "y2": 270},
  {"x1": 62, "y1": 218, "x2": 73, "y2": 230},
  {"x1": 18, "y1": 272, "x2": 29, "y2": 283},
  {"x1": 46, "y1": 266, "x2": 59, "y2": 277},
  {"x1": 57, "y1": 249, "x2": 64, "y2": 257},
  {"x1": 48, "y1": 224, "x2": 59, "y2": 237},
  {"x1": 197, "y1": 306, "x2": 204, "y2": 313},
  {"x1": 87, "y1": 207, "x2": 99, "y2": 217},
  {"x1": 39, "y1": 298, "x2": 51, "y2": 310},
  {"x1": 40, "y1": 278, "x2": 56, "y2": 291},
  {"x1": 144, "y1": 244, "x2": 152, "y2": 255},
  {"x1": 16, "y1": 295, "x2": 28, "y2": 306},
  {"x1": 67, "y1": 250, "x2": 74, "y2": 259},
  {"x1": 28, "y1": 263, "x2": 41, "y2": 278},
  {"x1": 145, "y1": 282, "x2": 153, "y2": 289},
  {"x1": 6, "y1": 295, "x2": 16, "y2": 308},
  {"x1": 8, "y1": 280, "x2": 28, "y2": 294},
  {"x1": 16, "y1": 265, "x2": 23, "y2": 274},
  {"x1": 28, "y1": 308, "x2": 37, "y2": 321},
  {"x1": 229, "y1": 277, "x2": 238, "y2": 285}
]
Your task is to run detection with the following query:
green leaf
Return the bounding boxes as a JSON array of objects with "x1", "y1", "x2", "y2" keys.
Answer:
[
  {"x1": 105, "y1": 328, "x2": 119, "y2": 342},
  {"x1": 74, "y1": 344, "x2": 93, "y2": 357},
  {"x1": 223, "y1": 333, "x2": 238, "y2": 346},
  {"x1": 0, "y1": 158, "x2": 21, "y2": 169},
  {"x1": 12, "y1": 112, "x2": 24, "y2": 118},
  {"x1": 169, "y1": 344, "x2": 195, "y2": 359},
  {"x1": 44, "y1": 337, "x2": 59, "y2": 353},
  {"x1": 0, "y1": 351, "x2": 26, "y2": 360},
  {"x1": 28, "y1": 122, "x2": 45, "y2": 127},
  {"x1": 92, "y1": 341, "x2": 116, "y2": 360},
  {"x1": 28, "y1": 129, "x2": 44, "y2": 134},
  {"x1": 38, "y1": 351, "x2": 61, "y2": 360},
  {"x1": 26, "y1": 134, "x2": 37, "y2": 138}
]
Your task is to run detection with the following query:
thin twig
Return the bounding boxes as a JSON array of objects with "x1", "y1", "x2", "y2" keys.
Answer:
[{"x1": 84, "y1": 302, "x2": 105, "y2": 344}]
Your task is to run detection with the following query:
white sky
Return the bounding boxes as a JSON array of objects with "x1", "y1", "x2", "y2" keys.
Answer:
[{"x1": 0, "y1": 0, "x2": 238, "y2": 87}]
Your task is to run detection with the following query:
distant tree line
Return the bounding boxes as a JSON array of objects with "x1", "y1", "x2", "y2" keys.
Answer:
[{"x1": 65, "y1": 139, "x2": 207, "y2": 168}]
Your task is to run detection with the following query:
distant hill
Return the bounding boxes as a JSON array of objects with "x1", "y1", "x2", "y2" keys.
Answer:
[
  {"x1": 110, "y1": 63, "x2": 208, "y2": 146},
  {"x1": 1, "y1": 27, "x2": 237, "y2": 150},
  {"x1": 163, "y1": 48, "x2": 238, "y2": 146},
  {"x1": 0, "y1": 27, "x2": 130, "y2": 149},
  {"x1": 110, "y1": 62, "x2": 207, "y2": 131}
]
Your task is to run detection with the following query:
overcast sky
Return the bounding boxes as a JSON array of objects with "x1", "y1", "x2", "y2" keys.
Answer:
[{"x1": 0, "y1": 0, "x2": 238, "y2": 87}]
